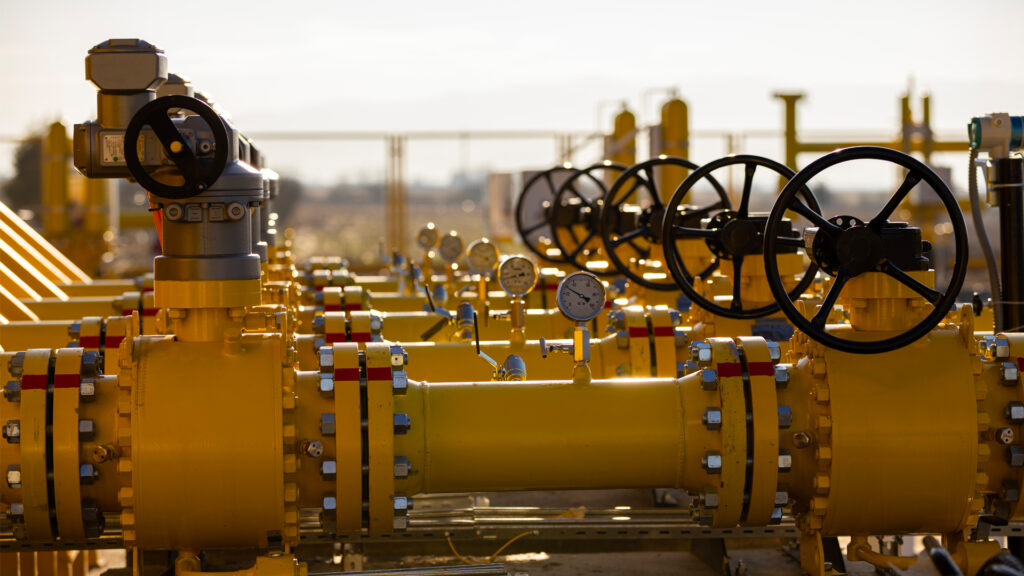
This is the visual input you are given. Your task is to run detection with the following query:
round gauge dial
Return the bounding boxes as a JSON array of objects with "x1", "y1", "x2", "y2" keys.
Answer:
[
  {"x1": 467, "y1": 239, "x2": 500, "y2": 274},
  {"x1": 498, "y1": 255, "x2": 538, "y2": 296},
  {"x1": 416, "y1": 223, "x2": 439, "y2": 251},
  {"x1": 438, "y1": 232, "x2": 464, "y2": 263},
  {"x1": 556, "y1": 271, "x2": 606, "y2": 322}
]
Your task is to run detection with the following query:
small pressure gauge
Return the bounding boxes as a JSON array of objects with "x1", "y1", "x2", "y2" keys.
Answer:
[
  {"x1": 556, "y1": 271, "x2": 606, "y2": 322},
  {"x1": 438, "y1": 232, "x2": 464, "y2": 264},
  {"x1": 467, "y1": 239, "x2": 500, "y2": 275},
  {"x1": 497, "y1": 255, "x2": 538, "y2": 297},
  {"x1": 416, "y1": 223, "x2": 439, "y2": 251}
]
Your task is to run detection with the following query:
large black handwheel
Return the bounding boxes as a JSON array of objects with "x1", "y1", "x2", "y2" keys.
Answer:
[
  {"x1": 515, "y1": 165, "x2": 581, "y2": 264},
  {"x1": 551, "y1": 161, "x2": 633, "y2": 275},
  {"x1": 763, "y1": 146, "x2": 968, "y2": 354},
  {"x1": 662, "y1": 154, "x2": 819, "y2": 319},
  {"x1": 600, "y1": 156, "x2": 730, "y2": 290},
  {"x1": 123, "y1": 95, "x2": 229, "y2": 199}
]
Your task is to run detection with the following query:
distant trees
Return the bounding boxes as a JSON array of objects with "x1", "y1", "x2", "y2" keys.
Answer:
[{"x1": 1, "y1": 136, "x2": 42, "y2": 211}]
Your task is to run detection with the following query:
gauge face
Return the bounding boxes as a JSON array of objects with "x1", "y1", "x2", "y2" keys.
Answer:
[
  {"x1": 438, "y1": 232, "x2": 464, "y2": 263},
  {"x1": 498, "y1": 255, "x2": 538, "y2": 296},
  {"x1": 416, "y1": 224, "x2": 439, "y2": 251},
  {"x1": 467, "y1": 239, "x2": 500, "y2": 274},
  {"x1": 557, "y1": 271, "x2": 606, "y2": 322}
]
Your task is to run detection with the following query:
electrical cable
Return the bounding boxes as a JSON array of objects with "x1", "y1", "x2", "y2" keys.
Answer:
[
  {"x1": 969, "y1": 148, "x2": 1002, "y2": 331},
  {"x1": 445, "y1": 531, "x2": 533, "y2": 565}
]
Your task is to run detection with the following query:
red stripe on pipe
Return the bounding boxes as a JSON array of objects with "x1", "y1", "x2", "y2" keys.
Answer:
[
  {"x1": 747, "y1": 361, "x2": 775, "y2": 377},
  {"x1": 325, "y1": 333, "x2": 348, "y2": 343},
  {"x1": 653, "y1": 326, "x2": 675, "y2": 337},
  {"x1": 350, "y1": 333, "x2": 371, "y2": 343},
  {"x1": 333, "y1": 368, "x2": 360, "y2": 382},
  {"x1": 79, "y1": 336, "x2": 101, "y2": 349},
  {"x1": 717, "y1": 362, "x2": 742, "y2": 378},
  {"x1": 345, "y1": 304, "x2": 363, "y2": 311},
  {"x1": 105, "y1": 336, "x2": 124, "y2": 349},
  {"x1": 366, "y1": 367, "x2": 392, "y2": 381},
  {"x1": 54, "y1": 374, "x2": 80, "y2": 389},
  {"x1": 628, "y1": 327, "x2": 649, "y2": 338},
  {"x1": 21, "y1": 375, "x2": 47, "y2": 390}
]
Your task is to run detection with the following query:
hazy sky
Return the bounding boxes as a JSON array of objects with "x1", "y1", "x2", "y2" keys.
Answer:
[{"x1": 2, "y1": 0, "x2": 1023, "y2": 185}]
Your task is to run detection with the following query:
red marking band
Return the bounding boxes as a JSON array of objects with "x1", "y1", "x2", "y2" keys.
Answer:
[
  {"x1": 628, "y1": 327, "x2": 649, "y2": 338},
  {"x1": 603, "y1": 301, "x2": 612, "y2": 309},
  {"x1": 121, "y1": 310, "x2": 133, "y2": 317},
  {"x1": 54, "y1": 374, "x2": 80, "y2": 389},
  {"x1": 345, "y1": 304, "x2": 363, "y2": 311},
  {"x1": 21, "y1": 374, "x2": 47, "y2": 390},
  {"x1": 350, "y1": 333, "x2": 371, "y2": 343},
  {"x1": 542, "y1": 283, "x2": 557, "y2": 291},
  {"x1": 324, "y1": 305, "x2": 342, "y2": 312},
  {"x1": 142, "y1": 308, "x2": 158, "y2": 317},
  {"x1": 1017, "y1": 358, "x2": 1024, "y2": 373},
  {"x1": 366, "y1": 367, "x2": 392, "y2": 381},
  {"x1": 333, "y1": 368, "x2": 360, "y2": 382},
  {"x1": 747, "y1": 361, "x2": 775, "y2": 377},
  {"x1": 79, "y1": 336, "x2": 101, "y2": 349},
  {"x1": 325, "y1": 333, "x2": 348, "y2": 344},
  {"x1": 717, "y1": 362, "x2": 742, "y2": 378},
  {"x1": 105, "y1": 336, "x2": 124, "y2": 349},
  {"x1": 652, "y1": 326, "x2": 675, "y2": 338}
]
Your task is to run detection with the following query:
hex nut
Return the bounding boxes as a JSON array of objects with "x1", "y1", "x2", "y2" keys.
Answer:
[
  {"x1": 305, "y1": 440, "x2": 324, "y2": 458},
  {"x1": 389, "y1": 345, "x2": 408, "y2": 368},
  {"x1": 82, "y1": 500, "x2": 104, "y2": 539},
  {"x1": 8, "y1": 354, "x2": 24, "y2": 378},
  {"x1": 674, "y1": 327, "x2": 688, "y2": 349},
  {"x1": 79, "y1": 420, "x2": 95, "y2": 441},
  {"x1": 394, "y1": 413, "x2": 411, "y2": 435},
  {"x1": 691, "y1": 342, "x2": 712, "y2": 363},
  {"x1": 702, "y1": 490, "x2": 719, "y2": 509},
  {"x1": 10, "y1": 502, "x2": 24, "y2": 518},
  {"x1": 607, "y1": 310, "x2": 626, "y2": 331},
  {"x1": 1010, "y1": 446, "x2": 1024, "y2": 467},
  {"x1": 318, "y1": 375, "x2": 334, "y2": 398},
  {"x1": 998, "y1": 428, "x2": 1016, "y2": 445},
  {"x1": 994, "y1": 337, "x2": 1011, "y2": 359},
  {"x1": 774, "y1": 365, "x2": 790, "y2": 387},
  {"x1": 79, "y1": 380, "x2": 96, "y2": 401},
  {"x1": 370, "y1": 314, "x2": 384, "y2": 335},
  {"x1": 770, "y1": 507, "x2": 783, "y2": 525},
  {"x1": 320, "y1": 413, "x2": 336, "y2": 436},
  {"x1": 6, "y1": 465, "x2": 21, "y2": 488},
  {"x1": 775, "y1": 490, "x2": 790, "y2": 506},
  {"x1": 1007, "y1": 402, "x2": 1024, "y2": 423},
  {"x1": 615, "y1": 331, "x2": 629, "y2": 350},
  {"x1": 392, "y1": 372, "x2": 408, "y2": 395},
  {"x1": 703, "y1": 452, "x2": 722, "y2": 474},
  {"x1": 394, "y1": 456, "x2": 410, "y2": 479},
  {"x1": 1003, "y1": 480, "x2": 1021, "y2": 503},
  {"x1": 321, "y1": 460, "x2": 337, "y2": 481},
  {"x1": 312, "y1": 315, "x2": 325, "y2": 334},
  {"x1": 701, "y1": 369, "x2": 719, "y2": 391},
  {"x1": 393, "y1": 495, "x2": 409, "y2": 512},
  {"x1": 778, "y1": 406, "x2": 793, "y2": 429},
  {"x1": 4, "y1": 420, "x2": 20, "y2": 444},
  {"x1": 3, "y1": 381, "x2": 20, "y2": 403},
  {"x1": 1003, "y1": 362, "x2": 1020, "y2": 385},
  {"x1": 80, "y1": 350, "x2": 101, "y2": 379},
  {"x1": 792, "y1": 431, "x2": 812, "y2": 449},
  {"x1": 778, "y1": 450, "x2": 793, "y2": 473},
  {"x1": 702, "y1": 408, "x2": 722, "y2": 431},
  {"x1": 319, "y1": 347, "x2": 334, "y2": 372},
  {"x1": 766, "y1": 341, "x2": 781, "y2": 363},
  {"x1": 323, "y1": 496, "x2": 337, "y2": 512},
  {"x1": 79, "y1": 463, "x2": 99, "y2": 485}
]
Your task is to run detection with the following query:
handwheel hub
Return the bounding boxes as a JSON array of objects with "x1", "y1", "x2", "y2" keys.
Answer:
[{"x1": 835, "y1": 225, "x2": 884, "y2": 276}]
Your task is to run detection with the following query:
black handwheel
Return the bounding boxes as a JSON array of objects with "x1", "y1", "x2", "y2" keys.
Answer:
[
  {"x1": 601, "y1": 156, "x2": 729, "y2": 290},
  {"x1": 662, "y1": 154, "x2": 819, "y2": 319},
  {"x1": 763, "y1": 146, "x2": 968, "y2": 354},
  {"x1": 123, "y1": 95, "x2": 229, "y2": 199},
  {"x1": 515, "y1": 165, "x2": 579, "y2": 264},
  {"x1": 551, "y1": 161, "x2": 633, "y2": 276}
]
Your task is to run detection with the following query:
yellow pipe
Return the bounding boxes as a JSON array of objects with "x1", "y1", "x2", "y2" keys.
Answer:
[
  {"x1": 395, "y1": 374, "x2": 694, "y2": 494},
  {"x1": 0, "y1": 200, "x2": 90, "y2": 283},
  {"x1": 0, "y1": 284, "x2": 38, "y2": 322},
  {"x1": 658, "y1": 95, "x2": 689, "y2": 202},
  {"x1": 0, "y1": 235, "x2": 69, "y2": 300},
  {"x1": 41, "y1": 122, "x2": 70, "y2": 238},
  {"x1": 25, "y1": 297, "x2": 119, "y2": 320},
  {"x1": 0, "y1": 320, "x2": 71, "y2": 350},
  {"x1": 0, "y1": 219, "x2": 73, "y2": 286}
]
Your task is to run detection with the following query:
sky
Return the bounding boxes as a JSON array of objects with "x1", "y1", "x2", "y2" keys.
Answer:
[{"x1": 1, "y1": 0, "x2": 1023, "y2": 186}]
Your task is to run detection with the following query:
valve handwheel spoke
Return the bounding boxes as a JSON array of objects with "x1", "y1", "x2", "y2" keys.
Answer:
[
  {"x1": 515, "y1": 165, "x2": 579, "y2": 264},
  {"x1": 551, "y1": 161, "x2": 629, "y2": 275},
  {"x1": 763, "y1": 146, "x2": 968, "y2": 354},
  {"x1": 123, "y1": 95, "x2": 229, "y2": 200},
  {"x1": 662, "y1": 154, "x2": 818, "y2": 319},
  {"x1": 600, "y1": 156, "x2": 725, "y2": 289}
]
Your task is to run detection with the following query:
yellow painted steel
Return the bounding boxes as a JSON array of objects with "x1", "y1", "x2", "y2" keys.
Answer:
[
  {"x1": 20, "y1": 349, "x2": 53, "y2": 541},
  {"x1": 649, "y1": 307, "x2": 679, "y2": 377},
  {"x1": 658, "y1": 95, "x2": 689, "y2": 203},
  {"x1": 129, "y1": 335, "x2": 287, "y2": 549},
  {"x1": 153, "y1": 278, "x2": 262, "y2": 310},
  {"x1": 52, "y1": 348, "x2": 85, "y2": 541},
  {"x1": 709, "y1": 338, "x2": 745, "y2": 527},
  {"x1": 0, "y1": 321, "x2": 72, "y2": 350},
  {"x1": 0, "y1": 285, "x2": 39, "y2": 323},
  {"x1": 332, "y1": 343, "x2": 363, "y2": 535},
  {"x1": 737, "y1": 336, "x2": 779, "y2": 526},
  {"x1": 0, "y1": 200, "x2": 90, "y2": 284},
  {"x1": 0, "y1": 235, "x2": 69, "y2": 301},
  {"x1": 364, "y1": 342, "x2": 395, "y2": 536},
  {"x1": 42, "y1": 123, "x2": 70, "y2": 238}
]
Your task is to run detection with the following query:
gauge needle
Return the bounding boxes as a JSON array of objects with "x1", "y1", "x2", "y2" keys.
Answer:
[{"x1": 567, "y1": 287, "x2": 590, "y2": 302}]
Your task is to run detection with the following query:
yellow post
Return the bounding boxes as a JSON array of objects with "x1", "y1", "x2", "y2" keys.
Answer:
[
  {"x1": 41, "y1": 122, "x2": 70, "y2": 238},
  {"x1": 605, "y1": 105, "x2": 636, "y2": 187},
  {"x1": 658, "y1": 93, "x2": 690, "y2": 203},
  {"x1": 774, "y1": 93, "x2": 804, "y2": 171}
]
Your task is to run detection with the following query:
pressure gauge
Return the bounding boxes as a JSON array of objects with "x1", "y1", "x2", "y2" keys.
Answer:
[
  {"x1": 556, "y1": 271, "x2": 606, "y2": 322},
  {"x1": 497, "y1": 255, "x2": 538, "y2": 297},
  {"x1": 467, "y1": 239, "x2": 500, "y2": 274},
  {"x1": 438, "y1": 232, "x2": 464, "y2": 264},
  {"x1": 416, "y1": 223, "x2": 439, "y2": 251}
]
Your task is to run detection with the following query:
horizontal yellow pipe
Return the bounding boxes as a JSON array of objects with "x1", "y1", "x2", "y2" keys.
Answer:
[
  {"x1": 0, "y1": 320, "x2": 73, "y2": 350},
  {"x1": 395, "y1": 375, "x2": 692, "y2": 495}
]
